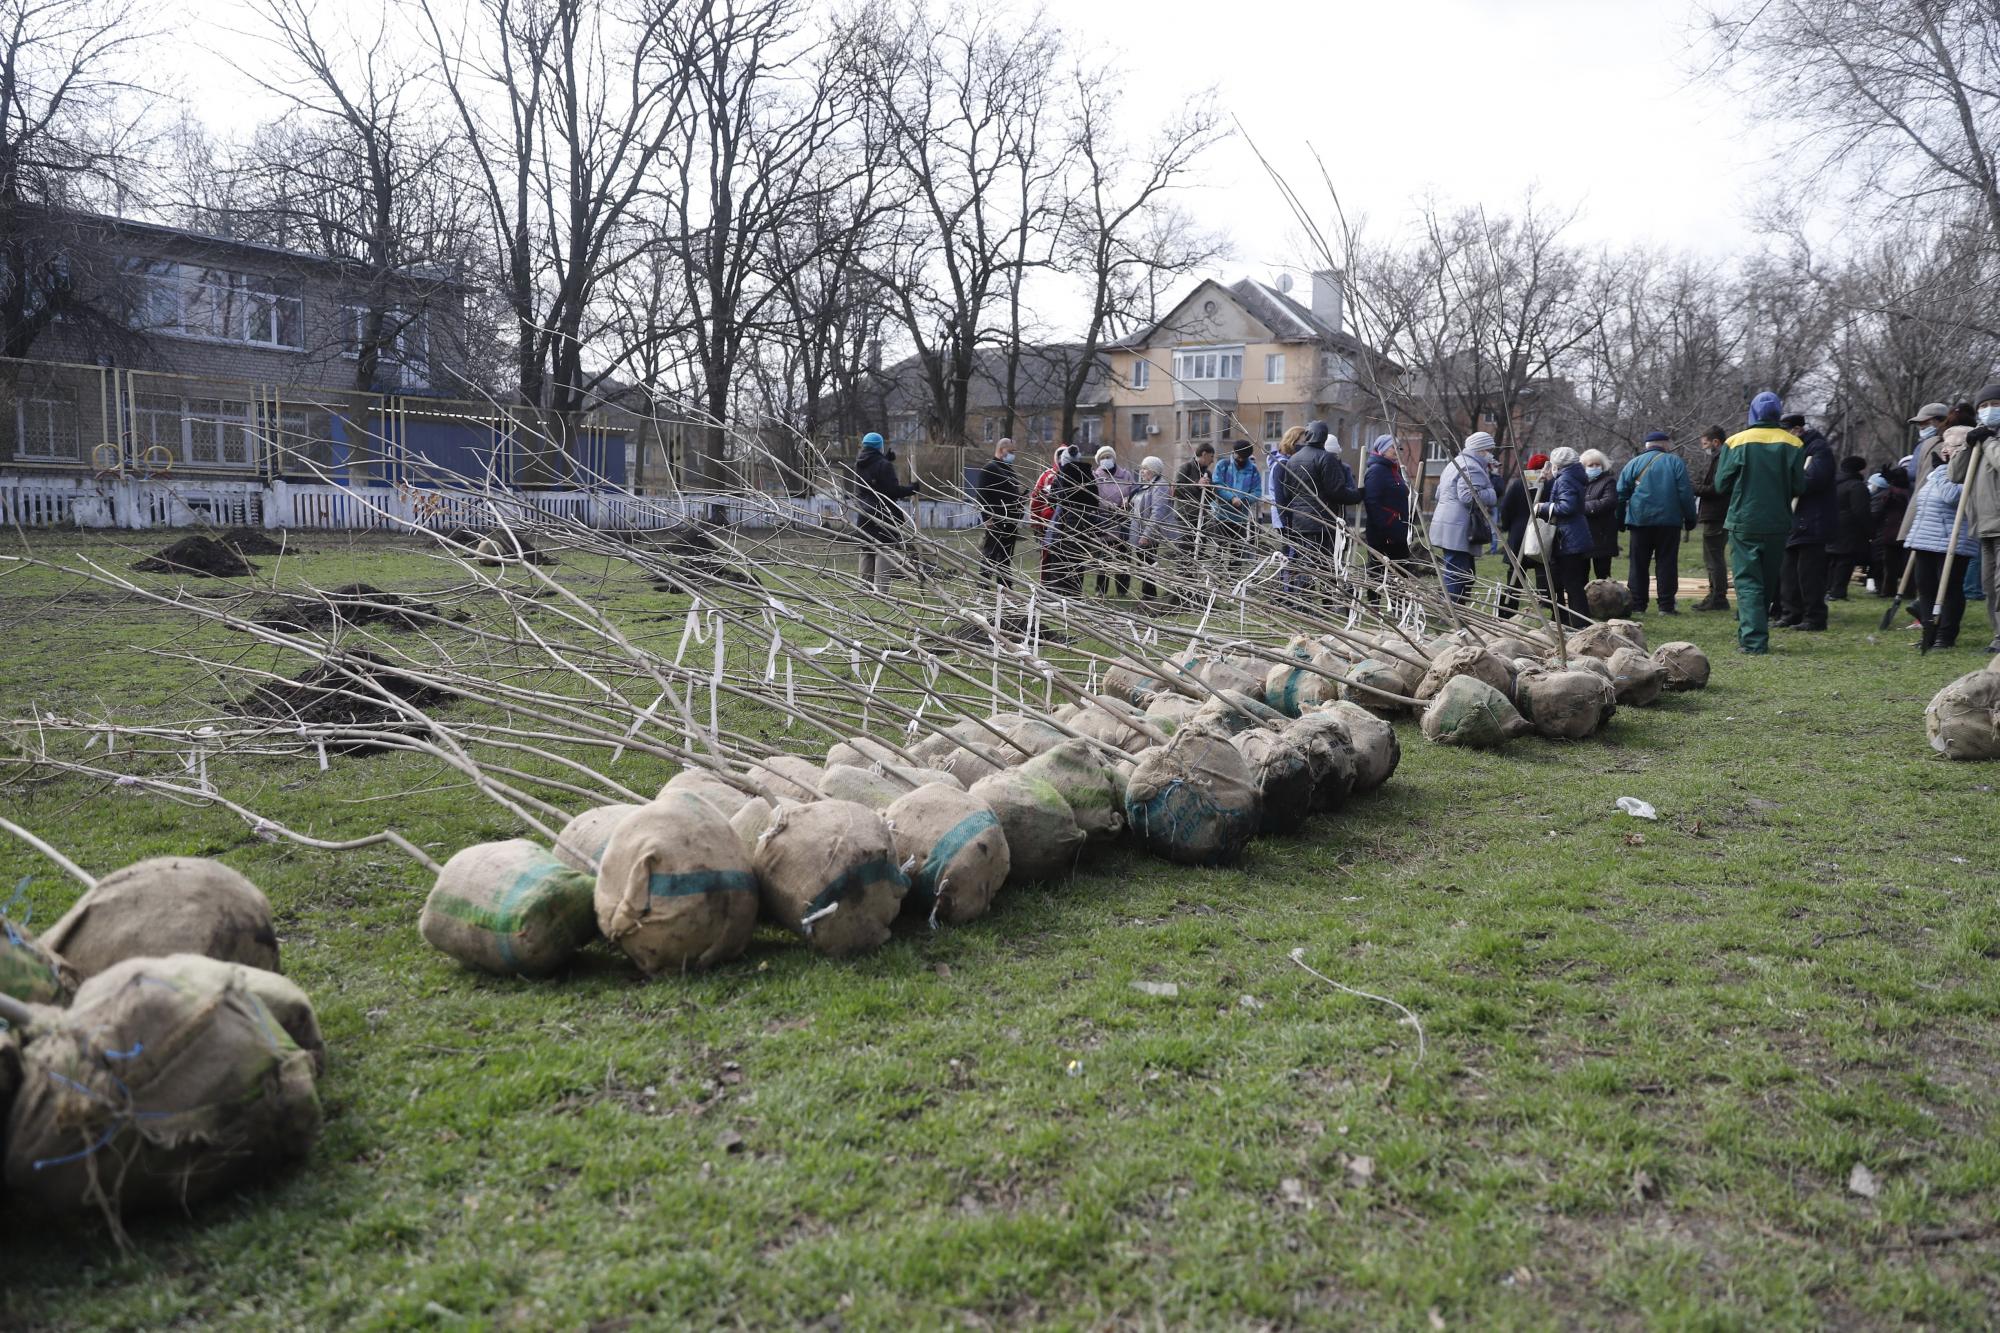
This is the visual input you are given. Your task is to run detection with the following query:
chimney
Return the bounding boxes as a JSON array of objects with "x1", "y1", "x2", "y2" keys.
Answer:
[{"x1": 1311, "y1": 270, "x2": 1343, "y2": 334}]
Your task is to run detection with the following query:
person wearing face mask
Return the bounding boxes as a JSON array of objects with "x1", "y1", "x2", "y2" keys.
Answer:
[
  {"x1": 1894, "y1": 402, "x2": 1950, "y2": 552},
  {"x1": 1949, "y1": 383, "x2": 2000, "y2": 651},
  {"x1": 1579, "y1": 449, "x2": 1620, "y2": 579},
  {"x1": 1716, "y1": 391, "x2": 1808, "y2": 654},
  {"x1": 1427, "y1": 431, "x2": 1499, "y2": 603},
  {"x1": 1691, "y1": 425, "x2": 1732, "y2": 610},
  {"x1": 974, "y1": 435, "x2": 1023, "y2": 589},
  {"x1": 1906, "y1": 425, "x2": 1981, "y2": 648},
  {"x1": 1534, "y1": 446, "x2": 1594, "y2": 627},
  {"x1": 1774, "y1": 413, "x2": 1837, "y2": 631},
  {"x1": 1089, "y1": 444, "x2": 1137, "y2": 598},
  {"x1": 1045, "y1": 444, "x2": 1099, "y2": 597}
]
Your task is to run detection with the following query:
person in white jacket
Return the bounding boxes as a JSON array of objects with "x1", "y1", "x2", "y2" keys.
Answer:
[{"x1": 1426, "y1": 432, "x2": 1500, "y2": 603}]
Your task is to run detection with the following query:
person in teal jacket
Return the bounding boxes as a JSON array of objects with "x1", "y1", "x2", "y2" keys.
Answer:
[
  {"x1": 1617, "y1": 430, "x2": 1699, "y2": 614},
  {"x1": 1209, "y1": 439, "x2": 1262, "y2": 575},
  {"x1": 1716, "y1": 392, "x2": 1808, "y2": 654}
]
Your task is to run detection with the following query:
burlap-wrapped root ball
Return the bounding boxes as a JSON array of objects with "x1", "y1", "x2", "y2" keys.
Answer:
[
  {"x1": 1231, "y1": 729, "x2": 1317, "y2": 834},
  {"x1": 826, "y1": 735, "x2": 904, "y2": 770},
  {"x1": 1280, "y1": 711, "x2": 1360, "y2": 812},
  {"x1": 41, "y1": 857, "x2": 279, "y2": 980},
  {"x1": 1517, "y1": 670, "x2": 1618, "y2": 740},
  {"x1": 5, "y1": 963, "x2": 320, "y2": 1219},
  {"x1": 1606, "y1": 646, "x2": 1666, "y2": 707},
  {"x1": 1925, "y1": 670, "x2": 2000, "y2": 760},
  {"x1": 1342, "y1": 659, "x2": 1420, "y2": 717},
  {"x1": 817, "y1": 763, "x2": 907, "y2": 810},
  {"x1": 1124, "y1": 728, "x2": 1262, "y2": 866},
  {"x1": 886, "y1": 784, "x2": 1010, "y2": 924},
  {"x1": 1421, "y1": 675, "x2": 1531, "y2": 749},
  {"x1": 662, "y1": 769, "x2": 761, "y2": 819},
  {"x1": 1585, "y1": 579, "x2": 1633, "y2": 620},
  {"x1": 1416, "y1": 645, "x2": 1516, "y2": 704},
  {"x1": 1102, "y1": 657, "x2": 1165, "y2": 707},
  {"x1": 1263, "y1": 656, "x2": 1344, "y2": 717},
  {"x1": 931, "y1": 742, "x2": 1006, "y2": 788},
  {"x1": 422, "y1": 840, "x2": 598, "y2": 977},
  {"x1": 1160, "y1": 654, "x2": 1266, "y2": 702},
  {"x1": 1068, "y1": 697, "x2": 1156, "y2": 749},
  {"x1": 1, "y1": 921, "x2": 75, "y2": 1005},
  {"x1": 1484, "y1": 636, "x2": 1540, "y2": 662},
  {"x1": 553, "y1": 803, "x2": 641, "y2": 874},
  {"x1": 745, "y1": 755, "x2": 822, "y2": 801},
  {"x1": 1144, "y1": 694, "x2": 1200, "y2": 736},
  {"x1": 1653, "y1": 641, "x2": 1711, "y2": 691},
  {"x1": 1192, "y1": 688, "x2": 1287, "y2": 737},
  {"x1": 1019, "y1": 740, "x2": 1125, "y2": 841},
  {"x1": 754, "y1": 799, "x2": 909, "y2": 957},
  {"x1": 596, "y1": 792, "x2": 759, "y2": 974},
  {"x1": 969, "y1": 770, "x2": 1086, "y2": 885},
  {"x1": 993, "y1": 714, "x2": 1069, "y2": 761},
  {"x1": 1325, "y1": 701, "x2": 1400, "y2": 792},
  {"x1": 74, "y1": 954, "x2": 326, "y2": 1075},
  {"x1": 1606, "y1": 619, "x2": 1647, "y2": 649},
  {"x1": 729, "y1": 796, "x2": 776, "y2": 858},
  {"x1": 1567, "y1": 622, "x2": 1643, "y2": 661}
]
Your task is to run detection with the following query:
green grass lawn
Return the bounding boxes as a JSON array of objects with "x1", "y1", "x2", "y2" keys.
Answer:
[{"x1": 1, "y1": 531, "x2": 1997, "y2": 1330}]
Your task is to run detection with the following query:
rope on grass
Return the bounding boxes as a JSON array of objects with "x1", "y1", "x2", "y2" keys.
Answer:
[{"x1": 1287, "y1": 946, "x2": 1426, "y2": 1064}]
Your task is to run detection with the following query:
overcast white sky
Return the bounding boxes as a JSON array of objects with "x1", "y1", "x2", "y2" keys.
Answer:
[{"x1": 189, "y1": 0, "x2": 1774, "y2": 294}]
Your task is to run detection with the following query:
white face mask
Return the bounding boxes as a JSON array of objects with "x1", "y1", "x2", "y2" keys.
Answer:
[
  {"x1": 1979, "y1": 406, "x2": 2000, "y2": 428},
  {"x1": 1919, "y1": 425, "x2": 1939, "y2": 440},
  {"x1": 1097, "y1": 459, "x2": 1113, "y2": 472},
  {"x1": 1585, "y1": 465, "x2": 1604, "y2": 480}
]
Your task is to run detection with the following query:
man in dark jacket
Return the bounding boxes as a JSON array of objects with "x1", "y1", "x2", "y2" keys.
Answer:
[
  {"x1": 1690, "y1": 425, "x2": 1730, "y2": 610},
  {"x1": 1873, "y1": 463, "x2": 1913, "y2": 597},
  {"x1": 1776, "y1": 413, "x2": 1837, "y2": 630},
  {"x1": 1616, "y1": 429, "x2": 1699, "y2": 615},
  {"x1": 853, "y1": 431, "x2": 918, "y2": 590},
  {"x1": 1824, "y1": 455, "x2": 1872, "y2": 600},
  {"x1": 1173, "y1": 443, "x2": 1215, "y2": 555},
  {"x1": 1278, "y1": 420, "x2": 1364, "y2": 584},
  {"x1": 974, "y1": 436, "x2": 1023, "y2": 589}
]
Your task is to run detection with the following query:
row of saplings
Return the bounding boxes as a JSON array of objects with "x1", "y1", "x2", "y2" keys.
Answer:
[
  {"x1": 417, "y1": 618, "x2": 1711, "y2": 982},
  {"x1": 0, "y1": 858, "x2": 323, "y2": 1228},
  {"x1": 1925, "y1": 653, "x2": 2000, "y2": 761}
]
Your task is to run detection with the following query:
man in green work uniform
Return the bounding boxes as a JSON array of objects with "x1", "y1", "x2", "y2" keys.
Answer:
[{"x1": 1715, "y1": 391, "x2": 1807, "y2": 654}]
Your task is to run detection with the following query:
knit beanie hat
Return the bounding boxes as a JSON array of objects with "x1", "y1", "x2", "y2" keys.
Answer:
[{"x1": 1748, "y1": 391, "x2": 1782, "y2": 424}]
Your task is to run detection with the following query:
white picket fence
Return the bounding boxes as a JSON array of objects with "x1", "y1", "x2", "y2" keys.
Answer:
[{"x1": 0, "y1": 472, "x2": 980, "y2": 534}]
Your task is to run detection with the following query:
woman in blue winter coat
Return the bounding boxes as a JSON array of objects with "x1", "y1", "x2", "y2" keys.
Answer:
[
  {"x1": 1905, "y1": 427, "x2": 1981, "y2": 648},
  {"x1": 1427, "y1": 432, "x2": 1499, "y2": 603},
  {"x1": 1535, "y1": 446, "x2": 1595, "y2": 627},
  {"x1": 1362, "y1": 436, "x2": 1410, "y2": 593}
]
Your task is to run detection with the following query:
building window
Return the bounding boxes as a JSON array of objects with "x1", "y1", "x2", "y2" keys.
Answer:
[
  {"x1": 1265, "y1": 354, "x2": 1285, "y2": 384},
  {"x1": 15, "y1": 396, "x2": 79, "y2": 461},
  {"x1": 261, "y1": 407, "x2": 319, "y2": 470},
  {"x1": 1078, "y1": 416, "x2": 1101, "y2": 446},
  {"x1": 133, "y1": 393, "x2": 258, "y2": 468},
  {"x1": 1029, "y1": 415, "x2": 1054, "y2": 444},
  {"x1": 1131, "y1": 412, "x2": 1151, "y2": 441},
  {"x1": 1425, "y1": 438, "x2": 1452, "y2": 463},
  {"x1": 125, "y1": 260, "x2": 303, "y2": 349},
  {"x1": 340, "y1": 305, "x2": 431, "y2": 388},
  {"x1": 1187, "y1": 408, "x2": 1212, "y2": 440},
  {"x1": 891, "y1": 414, "x2": 920, "y2": 444},
  {"x1": 1172, "y1": 345, "x2": 1244, "y2": 382},
  {"x1": 1263, "y1": 410, "x2": 1284, "y2": 441},
  {"x1": 983, "y1": 417, "x2": 997, "y2": 443},
  {"x1": 1131, "y1": 359, "x2": 1150, "y2": 390}
]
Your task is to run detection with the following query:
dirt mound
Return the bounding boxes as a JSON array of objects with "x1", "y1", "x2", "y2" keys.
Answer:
[
  {"x1": 217, "y1": 526, "x2": 289, "y2": 555},
  {"x1": 234, "y1": 650, "x2": 453, "y2": 737},
  {"x1": 132, "y1": 536, "x2": 255, "y2": 578},
  {"x1": 253, "y1": 583, "x2": 466, "y2": 632}
]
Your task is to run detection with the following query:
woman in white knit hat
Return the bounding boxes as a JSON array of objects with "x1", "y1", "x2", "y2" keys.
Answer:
[{"x1": 1127, "y1": 455, "x2": 1179, "y2": 606}]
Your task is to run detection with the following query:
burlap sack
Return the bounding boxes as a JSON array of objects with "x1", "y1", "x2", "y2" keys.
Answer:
[
  {"x1": 1421, "y1": 675, "x2": 1530, "y2": 749},
  {"x1": 1263, "y1": 655, "x2": 1343, "y2": 718},
  {"x1": 1068, "y1": 698, "x2": 1153, "y2": 749},
  {"x1": 1485, "y1": 636, "x2": 1539, "y2": 662},
  {"x1": 999, "y1": 716, "x2": 1069, "y2": 761},
  {"x1": 885, "y1": 762, "x2": 963, "y2": 791},
  {"x1": 1425, "y1": 628, "x2": 1484, "y2": 657},
  {"x1": 1517, "y1": 670, "x2": 1618, "y2": 740},
  {"x1": 1585, "y1": 579, "x2": 1633, "y2": 620},
  {"x1": 817, "y1": 763, "x2": 906, "y2": 810},
  {"x1": 1125, "y1": 728, "x2": 1261, "y2": 865},
  {"x1": 826, "y1": 736, "x2": 904, "y2": 770},
  {"x1": 1925, "y1": 670, "x2": 2000, "y2": 760},
  {"x1": 1102, "y1": 657, "x2": 1165, "y2": 707},
  {"x1": 729, "y1": 796, "x2": 775, "y2": 858},
  {"x1": 5, "y1": 965, "x2": 320, "y2": 1218},
  {"x1": 969, "y1": 769, "x2": 1087, "y2": 885},
  {"x1": 1653, "y1": 641, "x2": 1711, "y2": 691},
  {"x1": 661, "y1": 769, "x2": 760, "y2": 819},
  {"x1": 1279, "y1": 712, "x2": 1359, "y2": 812},
  {"x1": 1342, "y1": 659, "x2": 1418, "y2": 717},
  {"x1": 1, "y1": 920, "x2": 75, "y2": 1004},
  {"x1": 596, "y1": 791, "x2": 759, "y2": 974},
  {"x1": 41, "y1": 858, "x2": 279, "y2": 980},
  {"x1": 1231, "y1": 729, "x2": 1316, "y2": 834},
  {"x1": 1606, "y1": 646, "x2": 1666, "y2": 707},
  {"x1": 885, "y1": 784, "x2": 1009, "y2": 925},
  {"x1": 553, "y1": 803, "x2": 642, "y2": 874},
  {"x1": 421, "y1": 840, "x2": 598, "y2": 977},
  {"x1": 1144, "y1": 694, "x2": 1200, "y2": 735},
  {"x1": 1192, "y1": 689, "x2": 1286, "y2": 737},
  {"x1": 745, "y1": 754, "x2": 822, "y2": 801},
  {"x1": 73, "y1": 954, "x2": 326, "y2": 1075},
  {"x1": 754, "y1": 799, "x2": 908, "y2": 957},
  {"x1": 1019, "y1": 739, "x2": 1125, "y2": 841},
  {"x1": 1567, "y1": 622, "x2": 1643, "y2": 660},
  {"x1": 1159, "y1": 654, "x2": 1265, "y2": 702},
  {"x1": 932, "y1": 742, "x2": 1005, "y2": 788},
  {"x1": 1416, "y1": 645, "x2": 1516, "y2": 703},
  {"x1": 1325, "y1": 701, "x2": 1401, "y2": 792},
  {"x1": 1556, "y1": 653, "x2": 1616, "y2": 682},
  {"x1": 1606, "y1": 618, "x2": 1648, "y2": 650}
]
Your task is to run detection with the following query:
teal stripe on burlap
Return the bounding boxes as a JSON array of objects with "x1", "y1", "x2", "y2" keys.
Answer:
[
  {"x1": 646, "y1": 869, "x2": 759, "y2": 900},
  {"x1": 913, "y1": 810, "x2": 1000, "y2": 902}
]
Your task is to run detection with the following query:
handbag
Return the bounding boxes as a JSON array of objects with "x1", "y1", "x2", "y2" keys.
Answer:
[{"x1": 1521, "y1": 492, "x2": 1554, "y2": 563}]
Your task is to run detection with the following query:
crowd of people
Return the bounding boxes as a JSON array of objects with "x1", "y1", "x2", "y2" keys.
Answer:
[{"x1": 847, "y1": 382, "x2": 2000, "y2": 658}]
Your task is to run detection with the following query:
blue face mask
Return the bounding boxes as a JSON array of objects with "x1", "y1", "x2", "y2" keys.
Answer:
[
  {"x1": 1919, "y1": 425, "x2": 1939, "y2": 441},
  {"x1": 1585, "y1": 465, "x2": 1604, "y2": 480},
  {"x1": 1000, "y1": 451, "x2": 1015, "y2": 464},
  {"x1": 1979, "y1": 406, "x2": 2000, "y2": 429}
]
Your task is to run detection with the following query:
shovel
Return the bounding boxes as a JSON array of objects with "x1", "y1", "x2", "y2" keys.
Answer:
[
  {"x1": 1921, "y1": 440, "x2": 1981, "y2": 654},
  {"x1": 1878, "y1": 547, "x2": 1919, "y2": 631}
]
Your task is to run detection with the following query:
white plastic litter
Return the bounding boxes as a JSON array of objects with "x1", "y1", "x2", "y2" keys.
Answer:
[{"x1": 1615, "y1": 797, "x2": 1658, "y2": 821}]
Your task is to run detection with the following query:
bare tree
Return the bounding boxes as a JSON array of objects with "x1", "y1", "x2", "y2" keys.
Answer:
[{"x1": 0, "y1": 0, "x2": 153, "y2": 360}]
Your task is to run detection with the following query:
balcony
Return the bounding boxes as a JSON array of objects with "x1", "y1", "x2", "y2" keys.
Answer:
[{"x1": 1174, "y1": 377, "x2": 1240, "y2": 407}]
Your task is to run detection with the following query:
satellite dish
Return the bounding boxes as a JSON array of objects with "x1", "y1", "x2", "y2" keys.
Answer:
[{"x1": 1276, "y1": 273, "x2": 1295, "y2": 294}]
